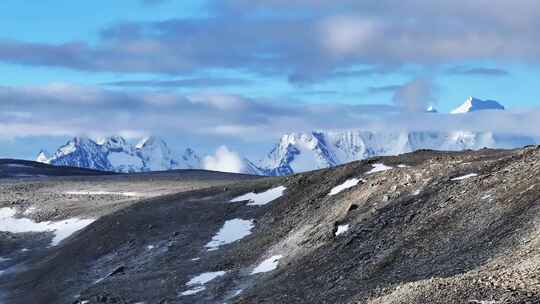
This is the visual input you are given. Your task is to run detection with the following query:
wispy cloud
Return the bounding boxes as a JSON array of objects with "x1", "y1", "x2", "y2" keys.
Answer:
[
  {"x1": 367, "y1": 85, "x2": 401, "y2": 95},
  {"x1": 392, "y1": 78, "x2": 438, "y2": 112},
  {"x1": 447, "y1": 67, "x2": 510, "y2": 77},
  {"x1": 103, "y1": 77, "x2": 252, "y2": 88}
]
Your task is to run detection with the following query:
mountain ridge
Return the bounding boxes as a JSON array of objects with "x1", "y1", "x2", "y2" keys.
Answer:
[{"x1": 37, "y1": 98, "x2": 536, "y2": 176}]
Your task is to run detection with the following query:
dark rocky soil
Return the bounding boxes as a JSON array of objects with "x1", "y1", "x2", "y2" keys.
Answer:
[{"x1": 2, "y1": 147, "x2": 540, "y2": 304}]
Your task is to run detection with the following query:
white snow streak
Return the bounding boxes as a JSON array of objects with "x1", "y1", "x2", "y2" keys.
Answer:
[
  {"x1": 251, "y1": 255, "x2": 283, "y2": 274},
  {"x1": 180, "y1": 286, "x2": 206, "y2": 296},
  {"x1": 451, "y1": 173, "x2": 478, "y2": 181},
  {"x1": 366, "y1": 163, "x2": 393, "y2": 174},
  {"x1": 230, "y1": 186, "x2": 286, "y2": 206},
  {"x1": 180, "y1": 271, "x2": 227, "y2": 296},
  {"x1": 329, "y1": 178, "x2": 360, "y2": 196}
]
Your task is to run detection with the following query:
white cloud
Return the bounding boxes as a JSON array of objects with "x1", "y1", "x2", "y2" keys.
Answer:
[
  {"x1": 203, "y1": 146, "x2": 247, "y2": 173},
  {"x1": 392, "y1": 78, "x2": 437, "y2": 112},
  {"x1": 319, "y1": 17, "x2": 379, "y2": 56}
]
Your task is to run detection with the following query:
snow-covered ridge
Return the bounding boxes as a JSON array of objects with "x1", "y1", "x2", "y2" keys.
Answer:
[
  {"x1": 35, "y1": 98, "x2": 536, "y2": 176},
  {"x1": 37, "y1": 136, "x2": 201, "y2": 173},
  {"x1": 256, "y1": 129, "x2": 525, "y2": 176}
]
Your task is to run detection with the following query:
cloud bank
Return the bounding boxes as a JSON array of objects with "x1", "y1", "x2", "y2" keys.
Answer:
[{"x1": 0, "y1": 83, "x2": 539, "y2": 143}]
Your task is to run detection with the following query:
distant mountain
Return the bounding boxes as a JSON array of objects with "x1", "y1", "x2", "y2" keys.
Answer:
[
  {"x1": 38, "y1": 136, "x2": 201, "y2": 173},
  {"x1": 256, "y1": 130, "x2": 536, "y2": 176},
  {"x1": 450, "y1": 96, "x2": 505, "y2": 114},
  {"x1": 37, "y1": 97, "x2": 536, "y2": 176},
  {"x1": 425, "y1": 106, "x2": 438, "y2": 113}
]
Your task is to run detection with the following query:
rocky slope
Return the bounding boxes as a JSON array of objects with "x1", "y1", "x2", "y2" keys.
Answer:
[{"x1": 2, "y1": 146, "x2": 540, "y2": 303}]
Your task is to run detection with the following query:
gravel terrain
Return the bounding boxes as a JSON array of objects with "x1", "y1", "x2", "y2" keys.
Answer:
[{"x1": 1, "y1": 147, "x2": 540, "y2": 303}]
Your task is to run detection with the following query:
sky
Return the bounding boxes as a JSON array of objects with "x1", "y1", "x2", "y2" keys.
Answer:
[{"x1": 1, "y1": 0, "x2": 540, "y2": 160}]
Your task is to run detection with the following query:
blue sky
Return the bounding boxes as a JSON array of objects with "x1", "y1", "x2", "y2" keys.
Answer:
[{"x1": 1, "y1": 0, "x2": 540, "y2": 159}]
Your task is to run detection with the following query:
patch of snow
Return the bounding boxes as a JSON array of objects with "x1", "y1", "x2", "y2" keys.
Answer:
[
  {"x1": 413, "y1": 189, "x2": 421, "y2": 196},
  {"x1": 0, "y1": 207, "x2": 95, "y2": 246},
  {"x1": 205, "y1": 219, "x2": 254, "y2": 251},
  {"x1": 230, "y1": 186, "x2": 286, "y2": 206},
  {"x1": 328, "y1": 178, "x2": 361, "y2": 196},
  {"x1": 481, "y1": 194, "x2": 492, "y2": 200},
  {"x1": 397, "y1": 164, "x2": 409, "y2": 168},
  {"x1": 251, "y1": 255, "x2": 283, "y2": 274},
  {"x1": 186, "y1": 271, "x2": 227, "y2": 286},
  {"x1": 0, "y1": 257, "x2": 10, "y2": 263},
  {"x1": 231, "y1": 289, "x2": 243, "y2": 297},
  {"x1": 180, "y1": 271, "x2": 227, "y2": 296},
  {"x1": 191, "y1": 257, "x2": 200, "y2": 261},
  {"x1": 147, "y1": 245, "x2": 155, "y2": 250},
  {"x1": 451, "y1": 173, "x2": 478, "y2": 181},
  {"x1": 20, "y1": 248, "x2": 29, "y2": 252},
  {"x1": 335, "y1": 224, "x2": 349, "y2": 236},
  {"x1": 366, "y1": 163, "x2": 393, "y2": 174}
]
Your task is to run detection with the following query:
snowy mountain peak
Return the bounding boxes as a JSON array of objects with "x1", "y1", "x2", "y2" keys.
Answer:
[
  {"x1": 37, "y1": 136, "x2": 202, "y2": 173},
  {"x1": 36, "y1": 150, "x2": 51, "y2": 163},
  {"x1": 426, "y1": 106, "x2": 438, "y2": 113},
  {"x1": 450, "y1": 97, "x2": 505, "y2": 114}
]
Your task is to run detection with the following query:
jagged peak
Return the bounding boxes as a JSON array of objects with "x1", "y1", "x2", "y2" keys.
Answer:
[{"x1": 135, "y1": 136, "x2": 168, "y2": 150}]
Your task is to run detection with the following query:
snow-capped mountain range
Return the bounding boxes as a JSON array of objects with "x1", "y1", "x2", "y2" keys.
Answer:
[
  {"x1": 36, "y1": 97, "x2": 536, "y2": 176},
  {"x1": 38, "y1": 136, "x2": 201, "y2": 173},
  {"x1": 256, "y1": 130, "x2": 536, "y2": 176}
]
